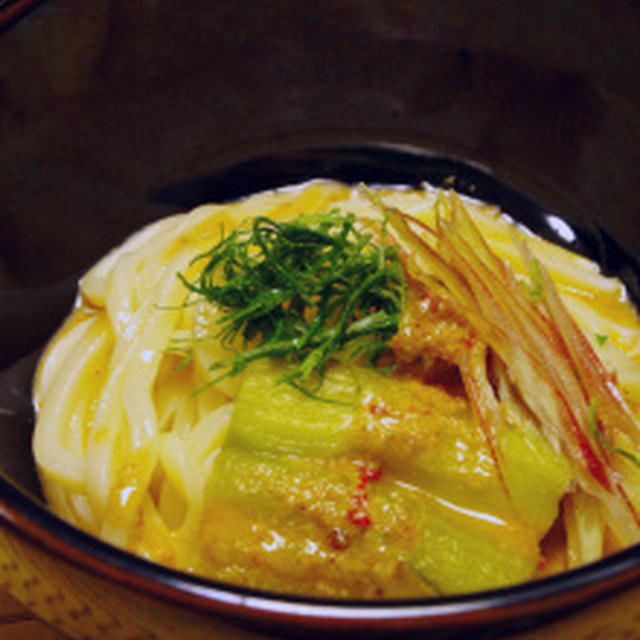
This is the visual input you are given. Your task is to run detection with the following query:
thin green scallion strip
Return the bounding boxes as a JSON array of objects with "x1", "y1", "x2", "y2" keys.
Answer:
[{"x1": 589, "y1": 398, "x2": 640, "y2": 469}]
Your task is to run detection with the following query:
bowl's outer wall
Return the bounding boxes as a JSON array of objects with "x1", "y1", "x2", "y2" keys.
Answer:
[{"x1": 0, "y1": 1, "x2": 639, "y2": 638}]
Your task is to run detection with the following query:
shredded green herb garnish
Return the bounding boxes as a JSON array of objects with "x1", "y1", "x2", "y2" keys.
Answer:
[
  {"x1": 588, "y1": 398, "x2": 640, "y2": 469},
  {"x1": 178, "y1": 209, "x2": 406, "y2": 393},
  {"x1": 595, "y1": 334, "x2": 609, "y2": 346}
]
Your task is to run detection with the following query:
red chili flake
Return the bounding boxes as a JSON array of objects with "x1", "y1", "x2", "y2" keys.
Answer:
[
  {"x1": 361, "y1": 466, "x2": 382, "y2": 484},
  {"x1": 368, "y1": 402, "x2": 389, "y2": 416},
  {"x1": 327, "y1": 528, "x2": 350, "y2": 550},
  {"x1": 346, "y1": 464, "x2": 382, "y2": 530},
  {"x1": 348, "y1": 507, "x2": 371, "y2": 529}
]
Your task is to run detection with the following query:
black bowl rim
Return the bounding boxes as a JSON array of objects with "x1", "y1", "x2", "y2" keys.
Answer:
[
  {"x1": 1, "y1": 477, "x2": 639, "y2": 633},
  {"x1": 1, "y1": 142, "x2": 639, "y2": 634}
]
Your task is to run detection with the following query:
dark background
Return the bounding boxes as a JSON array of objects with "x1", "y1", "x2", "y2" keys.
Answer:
[{"x1": 0, "y1": 0, "x2": 638, "y2": 289}]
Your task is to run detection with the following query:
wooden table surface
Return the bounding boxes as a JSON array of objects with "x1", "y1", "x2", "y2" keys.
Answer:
[{"x1": 0, "y1": 587, "x2": 69, "y2": 640}]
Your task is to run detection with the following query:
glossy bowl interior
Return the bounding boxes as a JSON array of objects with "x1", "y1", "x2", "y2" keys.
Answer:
[{"x1": 0, "y1": 2, "x2": 639, "y2": 639}]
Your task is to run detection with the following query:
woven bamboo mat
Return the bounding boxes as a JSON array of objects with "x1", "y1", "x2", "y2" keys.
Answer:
[{"x1": 0, "y1": 587, "x2": 69, "y2": 640}]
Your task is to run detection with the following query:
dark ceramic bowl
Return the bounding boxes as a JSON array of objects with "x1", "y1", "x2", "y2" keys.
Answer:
[{"x1": 0, "y1": 2, "x2": 638, "y2": 639}]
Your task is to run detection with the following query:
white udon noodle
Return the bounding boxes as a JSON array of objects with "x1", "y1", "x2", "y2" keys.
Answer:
[{"x1": 32, "y1": 180, "x2": 640, "y2": 572}]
